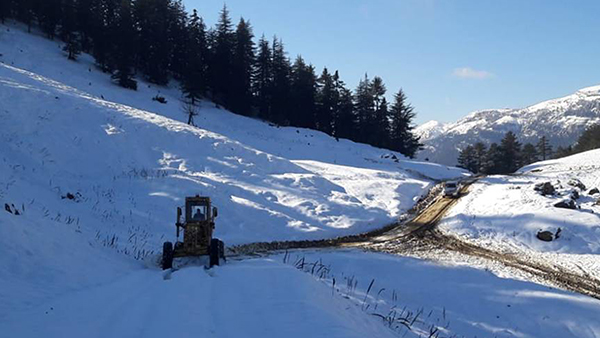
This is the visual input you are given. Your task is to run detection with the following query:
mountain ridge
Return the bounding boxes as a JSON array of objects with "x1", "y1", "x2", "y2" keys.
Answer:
[{"x1": 416, "y1": 85, "x2": 600, "y2": 165}]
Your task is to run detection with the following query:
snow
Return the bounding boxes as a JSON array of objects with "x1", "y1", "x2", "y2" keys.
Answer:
[
  {"x1": 287, "y1": 250, "x2": 600, "y2": 338},
  {"x1": 0, "y1": 22, "x2": 467, "y2": 252},
  {"x1": 414, "y1": 120, "x2": 446, "y2": 140},
  {"x1": 439, "y1": 149, "x2": 600, "y2": 278},
  {"x1": 1, "y1": 21, "x2": 598, "y2": 338},
  {"x1": 0, "y1": 21, "x2": 466, "y2": 336},
  {"x1": 4, "y1": 246, "x2": 600, "y2": 338}
]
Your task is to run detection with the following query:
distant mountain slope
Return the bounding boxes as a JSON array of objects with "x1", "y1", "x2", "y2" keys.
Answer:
[{"x1": 416, "y1": 86, "x2": 600, "y2": 165}]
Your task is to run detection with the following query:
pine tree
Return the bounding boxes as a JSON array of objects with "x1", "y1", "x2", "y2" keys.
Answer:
[
  {"x1": 60, "y1": 0, "x2": 81, "y2": 60},
  {"x1": 180, "y1": 9, "x2": 208, "y2": 104},
  {"x1": 16, "y1": 0, "x2": 34, "y2": 32},
  {"x1": 91, "y1": 0, "x2": 119, "y2": 72},
  {"x1": 457, "y1": 145, "x2": 477, "y2": 173},
  {"x1": 499, "y1": 131, "x2": 522, "y2": 173},
  {"x1": 573, "y1": 124, "x2": 600, "y2": 153},
  {"x1": 270, "y1": 37, "x2": 291, "y2": 125},
  {"x1": 290, "y1": 56, "x2": 317, "y2": 128},
  {"x1": 368, "y1": 76, "x2": 386, "y2": 146},
  {"x1": 230, "y1": 18, "x2": 255, "y2": 116},
  {"x1": 36, "y1": 0, "x2": 61, "y2": 39},
  {"x1": 0, "y1": 0, "x2": 9, "y2": 23},
  {"x1": 520, "y1": 143, "x2": 539, "y2": 165},
  {"x1": 167, "y1": 0, "x2": 189, "y2": 80},
  {"x1": 472, "y1": 142, "x2": 487, "y2": 174},
  {"x1": 389, "y1": 89, "x2": 421, "y2": 158},
  {"x1": 483, "y1": 143, "x2": 503, "y2": 174},
  {"x1": 332, "y1": 74, "x2": 356, "y2": 140},
  {"x1": 253, "y1": 35, "x2": 273, "y2": 120},
  {"x1": 315, "y1": 68, "x2": 336, "y2": 135},
  {"x1": 536, "y1": 135, "x2": 552, "y2": 161},
  {"x1": 373, "y1": 97, "x2": 390, "y2": 148},
  {"x1": 554, "y1": 145, "x2": 573, "y2": 159},
  {"x1": 354, "y1": 74, "x2": 374, "y2": 144},
  {"x1": 110, "y1": 0, "x2": 137, "y2": 90},
  {"x1": 134, "y1": 0, "x2": 172, "y2": 85},
  {"x1": 209, "y1": 4, "x2": 235, "y2": 106},
  {"x1": 75, "y1": 0, "x2": 96, "y2": 52}
]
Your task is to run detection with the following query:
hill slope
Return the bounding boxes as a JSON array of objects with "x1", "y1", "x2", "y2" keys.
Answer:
[
  {"x1": 416, "y1": 87, "x2": 600, "y2": 165},
  {"x1": 0, "y1": 20, "x2": 464, "y2": 309}
]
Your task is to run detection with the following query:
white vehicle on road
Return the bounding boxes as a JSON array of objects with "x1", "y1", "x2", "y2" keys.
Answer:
[{"x1": 443, "y1": 181, "x2": 460, "y2": 198}]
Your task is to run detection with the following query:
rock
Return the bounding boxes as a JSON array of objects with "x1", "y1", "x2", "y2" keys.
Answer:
[
  {"x1": 537, "y1": 231, "x2": 554, "y2": 242},
  {"x1": 567, "y1": 178, "x2": 586, "y2": 191},
  {"x1": 555, "y1": 227, "x2": 562, "y2": 239},
  {"x1": 534, "y1": 182, "x2": 555, "y2": 196},
  {"x1": 554, "y1": 199, "x2": 577, "y2": 209},
  {"x1": 569, "y1": 190, "x2": 580, "y2": 200},
  {"x1": 589, "y1": 188, "x2": 599, "y2": 195}
]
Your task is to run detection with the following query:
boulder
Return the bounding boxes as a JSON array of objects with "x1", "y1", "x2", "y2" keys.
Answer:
[
  {"x1": 554, "y1": 199, "x2": 577, "y2": 210},
  {"x1": 589, "y1": 188, "x2": 599, "y2": 195},
  {"x1": 569, "y1": 190, "x2": 580, "y2": 200},
  {"x1": 567, "y1": 178, "x2": 586, "y2": 191},
  {"x1": 534, "y1": 182, "x2": 555, "y2": 196},
  {"x1": 536, "y1": 231, "x2": 554, "y2": 242}
]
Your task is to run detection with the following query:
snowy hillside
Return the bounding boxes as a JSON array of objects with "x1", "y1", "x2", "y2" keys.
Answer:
[
  {"x1": 416, "y1": 87, "x2": 600, "y2": 165},
  {"x1": 439, "y1": 149, "x2": 600, "y2": 277},
  {"x1": 0, "y1": 20, "x2": 459, "y2": 308},
  {"x1": 0, "y1": 22, "x2": 466, "y2": 248}
]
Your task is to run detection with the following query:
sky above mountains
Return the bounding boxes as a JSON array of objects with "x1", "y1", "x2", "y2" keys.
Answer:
[{"x1": 183, "y1": 0, "x2": 600, "y2": 124}]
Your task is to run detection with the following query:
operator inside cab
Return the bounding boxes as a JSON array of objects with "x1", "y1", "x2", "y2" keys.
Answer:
[{"x1": 191, "y1": 205, "x2": 207, "y2": 221}]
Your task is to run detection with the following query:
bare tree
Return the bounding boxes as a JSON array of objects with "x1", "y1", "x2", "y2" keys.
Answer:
[{"x1": 182, "y1": 99, "x2": 199, "y2": 126}]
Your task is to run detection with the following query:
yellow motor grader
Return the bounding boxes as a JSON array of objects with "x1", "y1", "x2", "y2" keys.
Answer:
[{"x1": 161, "y1": 196, "x2": 225, "y2": 269}]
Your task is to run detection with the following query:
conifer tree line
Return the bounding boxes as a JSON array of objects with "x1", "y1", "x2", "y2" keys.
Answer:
[
  {"x1": 2, "y1": 0, "x2": 422, "y2": 158},
  {"x1": 457, "y1": 132, "x2": 552, "y2": 175},
  {"x1": 553, "y1": 124, "x2": 600, "y2": 159},
  {"x1": 458, "y1": 124, "x2": 600, "y2": 174}
]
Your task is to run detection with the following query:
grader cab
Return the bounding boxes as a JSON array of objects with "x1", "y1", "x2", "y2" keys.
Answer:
[{"x1": 161, "y1": 196, "x2": 225, "y2": 269}]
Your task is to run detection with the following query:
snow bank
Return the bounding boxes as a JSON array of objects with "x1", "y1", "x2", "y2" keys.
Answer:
[
  {"x1": 289, "y1": 250, "x2": 600, "y2": 338},
  {"x1": 439, "y1": 149, "x2": 600, "y2": 280}
]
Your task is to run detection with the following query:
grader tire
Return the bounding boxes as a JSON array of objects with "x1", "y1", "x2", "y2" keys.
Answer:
[
  {"x1": 162, "y1": 242, "x2": 174, "y2": 270},
  {"x1": 210, "y1": 238, "x2": 220, "y2": 267},
  {"x1": 218, "y1": 240, "x2": 226, "y2": 263}
]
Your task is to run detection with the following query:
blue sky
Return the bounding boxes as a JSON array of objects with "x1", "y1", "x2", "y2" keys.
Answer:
[{"x1": 183, "y1": 0, "x2": 600, "y2": 124}]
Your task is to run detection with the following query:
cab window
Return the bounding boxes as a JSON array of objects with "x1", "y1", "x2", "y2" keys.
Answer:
[{"x1": 189, "y1": 205, "x2": 208, "y2": 221}]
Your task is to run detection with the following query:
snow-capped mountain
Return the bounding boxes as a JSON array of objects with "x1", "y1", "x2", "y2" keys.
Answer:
[{"x1": 416, "y1": 86, "x2": 600, "y2": 165}]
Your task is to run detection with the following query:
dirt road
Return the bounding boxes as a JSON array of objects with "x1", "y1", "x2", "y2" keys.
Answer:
[{"x1": 232, "y1": 180, "x2": 600, "y2": 299}]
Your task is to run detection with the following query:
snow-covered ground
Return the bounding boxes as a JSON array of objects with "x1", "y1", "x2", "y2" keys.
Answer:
[
  {"x1": 2, "y1": 21, "x2": 599, "y2": 338},
  {"x1": 439, "y1": 149, "x2": 600, "y2": 278},
  {"x1": 3, "y1": 248, "x2": 600, "y2": 338}
]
